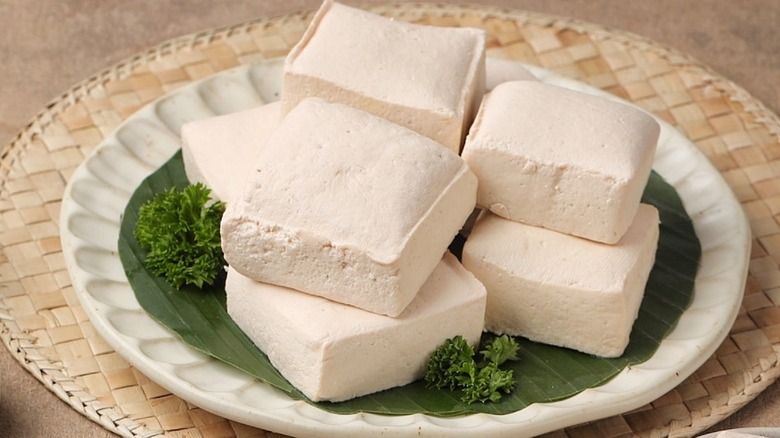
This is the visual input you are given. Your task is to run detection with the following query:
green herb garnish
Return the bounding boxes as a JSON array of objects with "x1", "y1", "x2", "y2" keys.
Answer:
[
  {"x1": 425, "y1": 334, "x2": 520, "y2": 403},
  {"x1": 134, "y1": 183, "x2": 225, "y2": 289}
]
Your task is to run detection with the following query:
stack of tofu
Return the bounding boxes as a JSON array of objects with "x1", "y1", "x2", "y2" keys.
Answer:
[
  {"x1": 461, "y1": 80, "x2": 661, "y2": 358},
  {"x1": 180, "y1": 0, "x2": 661, "y2": 402},
  {"x1": 186, "y1": 0, "x2": 488, "y2": 402}
]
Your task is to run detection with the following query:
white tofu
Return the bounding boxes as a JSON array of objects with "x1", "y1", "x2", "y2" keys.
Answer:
[
  {"x1": 461, "y1": 204, "x2": 660, "y2": 358},
  {"x1": 221, "y1": 98, "x2": 478, "y2": 317},
  {"x1": 462, "y1": 81, "x2": 660, "y2": 244},
  {"x1": 485, "y1": 57, "x2": 537, "y2": 90},
  {"x1": 225, "y1": 252, "x2": 487, "y2": 402},
  {"x1": 282, "y1": 0, "x2": 486, "y2": 153},
  {"x1": 181, "y1": 102, "x2": 281, "y2": 203}
]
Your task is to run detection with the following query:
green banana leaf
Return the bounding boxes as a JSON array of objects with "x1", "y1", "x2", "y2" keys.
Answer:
[{"x1": 118, "y1": 150, "x2": 700, "y2": 416}]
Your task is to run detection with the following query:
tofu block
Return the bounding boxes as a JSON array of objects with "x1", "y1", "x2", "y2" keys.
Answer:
[
  {"x1": 461, "y1": 204, "x2": 660, "y2": 358},
  {"x1": 485, "y1": 57, "x2": 537, "y2": 90},
  {"x1": 182, "y1": 102, "x2": 281, "y2": 203},
  {"x1": 225, "y1": 252, "x2": 487, "y2": 402},
  {"x1": 282, "y1": 0, "x2": 486, "y2": 153},
  {"x1": 221, "y1": 98, "x2": 478, "y2": 317},
  {"x1": 462, "y1": 81, "x2": 660, "y2": 243}
]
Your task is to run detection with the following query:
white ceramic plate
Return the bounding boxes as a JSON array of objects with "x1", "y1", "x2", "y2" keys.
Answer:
[
  {"x1": 60, "y1": 57, "x2": 751, "y2": 438},
  {"x1": 698, "y1": 428, "x2": 780, "y2": 438}
]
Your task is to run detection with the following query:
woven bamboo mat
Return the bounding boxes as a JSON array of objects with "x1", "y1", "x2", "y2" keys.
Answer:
[{"x1": 2, "y1": 3, "x2": 779, "y2": 437}]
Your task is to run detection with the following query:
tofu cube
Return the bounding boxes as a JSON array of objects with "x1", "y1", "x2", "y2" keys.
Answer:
[
  {"x1": 282, "y1": 0, "x2": 486, "y2": 153},
  {"x1": 182, "y1": 102, "x2": 281, "y2": 203},
  {"x1": 462, "y1": 81, "x2": 660, "y2": 244},
  {"x1": 462, "y1": 204, "x2": 660, "y2": 358},
  {"x1": 225, "y1": 252, "x2": 487, "y2": 402},
  {"x1": 221, "y1": 98, "x2": 478, "y2": 317}
]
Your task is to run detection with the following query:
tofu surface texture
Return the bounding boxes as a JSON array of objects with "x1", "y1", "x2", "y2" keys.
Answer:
[
  {"x1": 221, "y1": 98, "x2": 478, "y2": 317},
  {"x1": 282, "y1": 0, "x2": 486, "y2": 153},
  {"x1": 485, "y1": 57, "x2": 537, "y2": 90},
  {"x1": 181, "y1": 101, "x2": 281, "y2": 203},
  {"x1": 462, "y1": 81, "x2": 660, "y2": 244},
  {"x1": 462, "y1": 204, "x2": 660, "y2": 358},
  {"x1": 225, "y1": 252, "x2": 487, "y2": 402}
]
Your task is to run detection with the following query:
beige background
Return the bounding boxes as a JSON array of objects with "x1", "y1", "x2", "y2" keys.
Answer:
[{"x1": 1, "y1": 1, "x2": 779, "y2": 437}]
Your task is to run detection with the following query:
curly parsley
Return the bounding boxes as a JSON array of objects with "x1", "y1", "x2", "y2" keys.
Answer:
[
  {"x1": 425, "y1": 334, "x2": 520, "y2": 404},
  {"x1": 134, "y1": 183, "x2": 225, "y2": 289}
]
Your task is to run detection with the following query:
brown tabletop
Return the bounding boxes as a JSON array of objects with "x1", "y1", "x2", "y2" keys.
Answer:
[{"x1": 1, "y1": 1, "x2": 779, "y2": 437}]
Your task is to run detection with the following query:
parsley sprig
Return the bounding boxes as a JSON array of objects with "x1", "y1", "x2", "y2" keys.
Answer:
[
  {"x1": 134, "y1": 183, "x2": 225, "y2": 289},
  {"x1": 425, "y1": 335, "x2": 520, "y2": 404}
]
